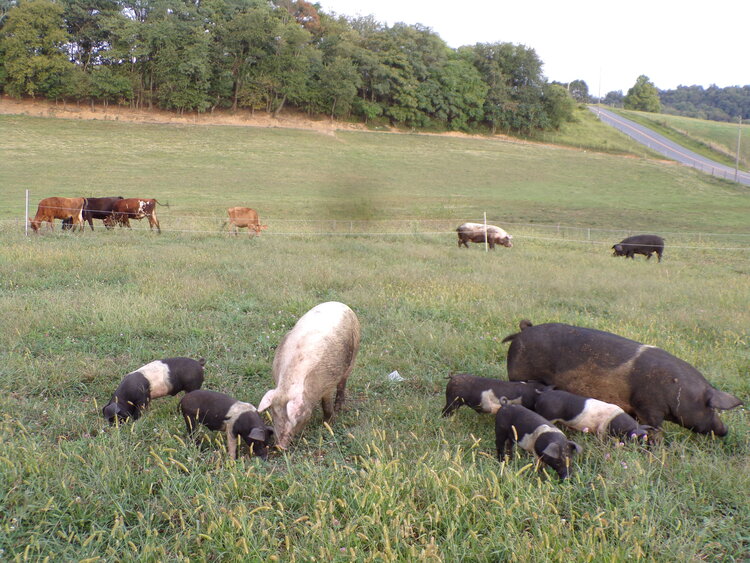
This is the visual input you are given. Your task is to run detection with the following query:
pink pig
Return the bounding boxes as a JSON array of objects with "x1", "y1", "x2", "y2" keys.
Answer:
[{"x1": 258, "y1": 302, "x2": 360, "y2": 449}]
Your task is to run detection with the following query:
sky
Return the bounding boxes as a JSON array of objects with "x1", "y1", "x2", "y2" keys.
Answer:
[{"x1": 318, "y1": 0, "x2": 749, "y2": 97}]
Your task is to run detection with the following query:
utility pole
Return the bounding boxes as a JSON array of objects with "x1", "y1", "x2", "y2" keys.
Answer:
[{"x1": 735, "y1": 116, "x2": 742, "y2": 183}]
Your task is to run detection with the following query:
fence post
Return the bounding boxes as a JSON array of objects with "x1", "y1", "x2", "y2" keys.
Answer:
[
  {"x1": 25, "y1": 189, "x2": 29, "y2": 236},
  {"x1": 484, "y1": 212, "x2": 488, "y2": 252}
]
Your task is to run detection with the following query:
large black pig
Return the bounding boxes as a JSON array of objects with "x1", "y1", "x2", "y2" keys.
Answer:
[
  {"x1": 612, "y1": 234, "x2": 664, "y2": 262},
  {"x1": 503, "y1": 321, "x2": 742, "y2": 436}
]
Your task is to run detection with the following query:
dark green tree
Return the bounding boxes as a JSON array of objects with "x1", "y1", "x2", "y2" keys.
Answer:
[
  {"x1": 603, "y1": 90, "x2": 624, "y2": 107},
  {"x1": 568, "y1": 79, "x2": 589, "y2": 103},
  {"x1": 318, "y1": 55, "x2": 360, "y2": 117},
  {"x1": 624, "y1": 74, "x2": 660, "y2": 112},
  {"x1": 542, "y1": 83, "x2": 575, "y2": 129},
  {"x1": 0, "y1": 0, "x2": 72, "y2": 97}
]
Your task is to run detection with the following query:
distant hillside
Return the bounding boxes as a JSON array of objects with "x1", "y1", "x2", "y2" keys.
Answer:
[
  {"x1": 617, "y1": 109, "x2": 749, "y2": 170},
  {"x1": 659, "y1": 85, "x2": 750, "y2": 122}
]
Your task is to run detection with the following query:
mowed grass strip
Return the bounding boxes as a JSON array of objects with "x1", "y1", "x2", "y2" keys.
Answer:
[{"x1": 1, "y1": 226, "x2": 748, "y2": 560}]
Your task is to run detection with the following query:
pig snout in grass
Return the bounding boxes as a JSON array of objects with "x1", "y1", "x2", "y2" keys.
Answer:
[
  {"x1": 534, "y1": 389, "x2": 656, "y2": 445},
  {"x1": 103, "y1": 357, "x2": 205, "y2": 424},
  {"x1": 442, "y1": 373, "x2": 547, "y2": 416},
  {"x1": 180, "y1": 390, "x2": 273, "y2": 460},
  {"x1": 495, "y1": 404, "x2": 581, "y2": 480},
  {"x1": 503, "y1": 321, "x2": 742, "y2": 437},
  {"x1": 258, "y1": 302, "x2": 360, "y2": 449}
]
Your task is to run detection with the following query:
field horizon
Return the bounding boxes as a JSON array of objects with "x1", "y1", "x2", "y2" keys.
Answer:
[{"x1": 1, "y1": 113, "x2": 748, "y2": 560}]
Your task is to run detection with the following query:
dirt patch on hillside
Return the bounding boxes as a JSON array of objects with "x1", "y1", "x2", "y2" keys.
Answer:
[
  {"x1": 0, "y1": 95, "x2": 523, "y2": 145},
  {"x1": 0, "y1": 95, "x2": 374, "y2": 133}
]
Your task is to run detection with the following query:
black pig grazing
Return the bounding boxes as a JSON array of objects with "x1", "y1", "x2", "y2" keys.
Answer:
[
  {"x1": 102, "y1": 357, "x2": 205, "y2": 424},
  {"x1": 495, "y1": 403, "x2": 582, "y2": 480},
  {"x1": 442, "y1": 373, "x2": 547, "y2": 416},
  {"x1": 534, "y1": 389, "x2": 655, "y2": 444},
  {"x1": 612, "y1": 234, "x2": 664, "y2": 262},
  {"x1": 504, "y1": 321, "x2": 743, "y2": 436},
  {"x1": 180, "y1": 390, "x2": 274, "y2": 460}
]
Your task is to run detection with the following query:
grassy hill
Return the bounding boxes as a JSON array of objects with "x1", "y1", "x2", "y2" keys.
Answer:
[
  {"x1": 1, "y1": 114, "x2": 749, "y2": 560},
  {"x1": 614, "y1": 109, "x2": 750, "y2": 171}
]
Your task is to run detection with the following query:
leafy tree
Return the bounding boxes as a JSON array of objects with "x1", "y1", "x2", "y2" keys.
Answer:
[
  {"x1": 568, "y1": 79, "x2": 589, "y2": 103},
  {"x1": 60, "y1": 0, "x2": 119, "y2": 70},
  {"x1": 0, "y1": 0, "x2": 72, "y2": 98},
  {"x1": 430, "y1": 57, "x2": 486, "y2": 131},
  {"x1": 603, "y1": 90, "x2": 624, "y2": 107},
  {"x1": 1, "y1": 0, "x2": 17, "y2": 26},
  {"x1": 463, "y1": 42, "x2": 547, "y2": 134},
  {"x1": 624, "y1": 74, "x2": 660, "y2": 112},
  {"x1": 317, "y1": 54, "x2": 360, "y2": 117},
  {"x1": 212, "y1": 1, "x2": 281, "y2": 111},
  {"x1": 263, "y1": 21, "x2": 314, "y2": 117},
  {"x1": 542, "y1": 83, "x2": 575, "y2": 129}
]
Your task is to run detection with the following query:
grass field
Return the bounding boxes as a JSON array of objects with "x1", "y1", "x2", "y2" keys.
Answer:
[{"x1": 1, "y1": 114, "x2": 749, "y2": 561}]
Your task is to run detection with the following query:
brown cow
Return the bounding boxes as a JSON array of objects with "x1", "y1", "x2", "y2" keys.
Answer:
[
  {"x1": 108, "y1": 198, "x2": 163, "y2": 233},
  {"x1": 29, "y1": 197, "x2": 85, "y2": 232},
  {"x1": 226, "y1": 207, "x2": 268, "y2": 236}
]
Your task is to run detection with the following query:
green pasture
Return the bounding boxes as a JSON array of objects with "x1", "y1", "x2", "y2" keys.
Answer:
[{"x1": 1, "y1": 115, "x2": 749, "y2": 560}]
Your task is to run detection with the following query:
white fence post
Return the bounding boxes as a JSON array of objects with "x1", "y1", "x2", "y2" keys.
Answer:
[
  {"x1": 484, "y1": 212, "x2": 488, "y2": 252},
  {"x1": 25, "y1": 189, "x2": 29, "y2": 236}
]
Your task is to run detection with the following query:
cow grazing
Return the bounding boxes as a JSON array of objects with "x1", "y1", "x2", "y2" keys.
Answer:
[
  {"x1": 503, "y1": 321, "x2": 743, "y2": 436},
  {"x1": 226, "y1": 207, "x2": 268, "y2": 236},
  {"x1": 612, "y1": 234, "x2": 664, "y2": 262},
  {"x1": 442, "y1": 373, "x2": 547, "y2": 417},
  {"x1": 108, "y1": 198, "x2": 164, "y2": 233},
  {"x1": 62, "y1": 196, "x2": 124, "y2": 231},
  {"x1": 180, "y1": 390, "x2": 274, "y2": 460},
  {"x1": 258, "y1": 302, "x2": 360, "y2": 449},
  {"x1": 102, "y1": 357, "x2": 205, "y2": 424},
  {"x1": 456, "y1": 222, "x2": 513, "y2": 249},
  {"x1": 534, "y1": 389, "x2": 655, "y2": 444},
  {"x1": 29, "y1": 197, "x2": 85, "y2": 232},
  {"x1": 495, "y1": 403, "x2": 582, "y2": 480}
]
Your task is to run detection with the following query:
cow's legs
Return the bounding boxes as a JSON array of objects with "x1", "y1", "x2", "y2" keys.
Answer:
[{"x1": 148, "y1": 212, "x2": 161, "y2": 234}]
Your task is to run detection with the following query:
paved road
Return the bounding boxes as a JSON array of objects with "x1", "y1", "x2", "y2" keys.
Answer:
[{"x1": 588, "y1": 106, "x2": 750, "y2": 187}]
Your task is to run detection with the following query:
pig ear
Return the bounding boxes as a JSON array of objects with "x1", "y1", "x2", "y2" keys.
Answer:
[
  {"x1": 541, "y1": 442, "x2": 561, "y2": 459},
  {"x1": 287, "y1": 395, "x2": 309, "y2": 421},
  {"x1": 249, "y1": 427, "x2": 266, "y2": 441},
  {"x1": 257, "y1": 390, "x2": 276, "y2": 413},
  {"x1": 708, "y1": 389, "x2": 743, "y2": 410},
  {"x1": 266, "y1": 425, "x2": 275, "y2": 436},
  {"x1": 568, "y1": 441, "x2": 583, "y2": 454}
]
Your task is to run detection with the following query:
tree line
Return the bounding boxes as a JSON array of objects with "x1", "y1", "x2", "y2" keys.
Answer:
[
  {"x1": 0, "y1": 0, "x2": 577, "y2": 134},
  {"x1": 601, "y1": 78, "x2": 749, "y2": 122}
]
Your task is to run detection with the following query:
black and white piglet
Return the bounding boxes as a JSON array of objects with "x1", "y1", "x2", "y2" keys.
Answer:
[
  {"x1": 495, "y1": 403, "x2": 582, "y2": 480},
  {"x1": 442, "y1": 373, "x2": 547, "y2": 416},
  {"x1": 102, "y1": 357, "x2": 205, "y2": 424},
  {"x1": 534, "y1": 389, "x2": 655, "y2": 444},
  {"x1": 180, "y1": 390, "x2": 274, "y2": 460}
]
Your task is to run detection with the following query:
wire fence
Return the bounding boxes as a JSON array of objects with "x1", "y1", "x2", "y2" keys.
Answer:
[{"x1": 2, "y1": 210, "x2": 750, "y2": 253}]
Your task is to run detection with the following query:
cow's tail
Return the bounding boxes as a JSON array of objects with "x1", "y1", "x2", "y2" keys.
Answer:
[
  {"x1": 154, "y1": 200, "x2": 170, "y2": 208},
  {"x1": 501, "y1": 319, "x2": 533, "y2": 344}
]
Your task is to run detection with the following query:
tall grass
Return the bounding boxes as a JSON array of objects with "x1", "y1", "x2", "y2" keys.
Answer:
[
  {"x1": 1, "y1": 231, "x2": 748, "y2": 560},
  {"x1": 0, "y1": 115, "x2": 748, "y2": 560}
]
